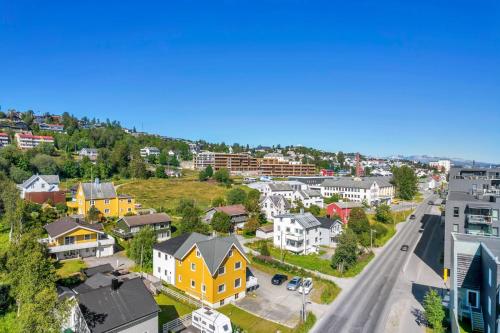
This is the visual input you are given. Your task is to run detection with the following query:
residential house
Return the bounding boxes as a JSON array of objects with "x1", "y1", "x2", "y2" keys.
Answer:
[
  {"x1": 317, "y1": 217, "x2": 343, "y2": 247},
  {"x1": 273, "y1": 212, "x2": 322, "y2": 254},
  {"x1": 0, "y1": 132, "x2": 9, "y2": 147},
  {"x1": 78, "y1": 148, "x2": 98, "y2": 161},
  {"x1": 153, "y1": 233, "x2": 251, "y2": 308},
  {"x1": 430, "y1": 159, "x2": 452, "y2": 173},
  {"x1": 17, "y1": 174, "x2": 66, "y2": 204},
  {"x1": 140, "y1": 146, "x2": 160, "y2": 157},
  {"x1": 67, "y1": 180, "x2": 136, "y2": 218},
  {"x1": 256, "y1": 224, "x2": 274, "y2": 239},
  {"x1": 204, "y1": 204, "x2": 248, "y2": 231},
  {"x1": 263, "y1": 183, "x2": 294, "y2": 200},
  {"x1": 42, "y1": 216, "x2": 114, "y2": 260},
  {"x1": 15, "y1": 132, "x2": 54, "y2": 149},
  {"x1": 260, "y1": 195, "x2": 291, "y2": 220},
  {"x1": 326, "y1": 201, "x2": 364, "y2": 224},
  {"x1": 115, "y1": 213, "x2": 171, "y2": 241},
  {"x1": 449, "y1": 234, "x2": 500, "y2": 333},
  {"x1": 293, "y1": 189, "x2": 324, "y2": 208},
  {"x1": 39, "y1": 123, "x2": 65, "y2": 132},
  {"x1": 63, "y1": 277, "x2": 159, "y2": 333}
]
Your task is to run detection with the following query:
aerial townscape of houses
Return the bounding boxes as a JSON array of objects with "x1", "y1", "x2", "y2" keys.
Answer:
[{"x1": 0, "y1": 109, "x2": 467, "y2": 333}]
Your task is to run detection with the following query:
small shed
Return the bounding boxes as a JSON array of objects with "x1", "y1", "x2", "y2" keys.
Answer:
[{"x1": 256, "y1": 224, "x2": 274, "y2": 239}]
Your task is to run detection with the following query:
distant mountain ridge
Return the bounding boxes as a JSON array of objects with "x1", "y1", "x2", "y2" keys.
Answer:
[{"x1": 385, "y1": 154, "x2": 499, "y2": 168}]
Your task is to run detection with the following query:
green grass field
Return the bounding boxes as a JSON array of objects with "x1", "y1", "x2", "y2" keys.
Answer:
[
  {"x1": 55, "y1": 259, "x2": 87, "y2": 278},
  {"x1": 218, "y1": 304, "x2": 293, "y2": 333},
  {"x1": 154, "y1": 293, "x2": 196, "y2": 330},
  {"x1": 117, "y1": 178, "x2": 229, "y2": 212}
]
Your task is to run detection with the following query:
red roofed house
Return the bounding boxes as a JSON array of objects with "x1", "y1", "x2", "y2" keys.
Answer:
[
  {"x1": 0, "y1": 133, "x2": 9, "y2": 147},
  {"x1": 326, "y1": 201, "x2": 363, "y2": 224},
  {"x1": 15, "y1": 132, "x2": 54, "y2": 149},
  {"x1": 204, "y1": 204, "x2": 249, "y2": 231}
]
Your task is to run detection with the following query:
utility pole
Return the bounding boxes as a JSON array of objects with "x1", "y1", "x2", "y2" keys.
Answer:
[
  {"x1": 140, "y1": 244, "x2": 144, "y2": 278},
  {"x1": 370, "y1": 229, "x2": 377, "y2": 252},
  {"x1": 301, "y1": 278, "x2": 306, "y2": 322}
]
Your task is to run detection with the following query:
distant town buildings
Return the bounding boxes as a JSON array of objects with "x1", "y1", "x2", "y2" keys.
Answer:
[
  {"x1": 429, "y1": 159, "x2": 451, "y2": 173},
  {"x1": 78, "y1": 147, "x2": 98, "y2": 161},
  {"x1": 39, "y1": 123, "x2": 65, "y2": 132},
  {"x1": 193, "y1": 152, "x2": 316, "y2": 177}
]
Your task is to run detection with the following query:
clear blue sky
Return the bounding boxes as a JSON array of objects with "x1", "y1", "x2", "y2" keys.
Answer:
[{"x1": 1, "y1": 1, "x2": 499, "y2": 162}]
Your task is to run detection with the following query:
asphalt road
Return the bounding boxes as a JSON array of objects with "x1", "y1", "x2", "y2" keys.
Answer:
[{"x1": 311, "y1": 194, "x2": 437, "y2": 333}]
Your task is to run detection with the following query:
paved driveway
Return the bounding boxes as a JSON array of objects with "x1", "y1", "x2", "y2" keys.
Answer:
[
  {"x1": 236, "y1": 268, "x2": 315, "y2": 328},
  {"x1": 84, "y1": 251, "x2": 135, "y2": 270}
]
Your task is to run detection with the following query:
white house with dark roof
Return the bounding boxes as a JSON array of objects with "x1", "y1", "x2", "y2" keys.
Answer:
[
  {"x1": 78, "y1": 148, "x2": 98, "y2": 161},
  {"x1": 140, "y1": 146, "x2": 160, "y2": 157},
  {"x1": 273, "y1": 212, "x2": 322, "y2": 254},
  {"x1": 17, "y1": 174, "x2": 60, "y2": 199},
  {"x1": 260, "y1": 195, "x2": 291, "y2": 219},
  {"x1": 317, "y1": 217, "x2": 343, "y2": 247},
  {"x1": 264, "y1": 183, "x2": 294, "y2": 200},
  {"x1": 293, "y1": 189, "x2": 324, "y2": 208}
]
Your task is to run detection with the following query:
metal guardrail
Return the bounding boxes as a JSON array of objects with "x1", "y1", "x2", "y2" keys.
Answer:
[{"x1": 163, "y1": 313, "x2": 192, "y2": 333}]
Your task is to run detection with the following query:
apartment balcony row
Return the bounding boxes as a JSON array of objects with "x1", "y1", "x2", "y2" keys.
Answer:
[
  {"x1": 467, "y1": 214, "x2": 493, "y2": 225},
  {"x1": 40, "y1": 237, "x2": 115, "y2": 253}
]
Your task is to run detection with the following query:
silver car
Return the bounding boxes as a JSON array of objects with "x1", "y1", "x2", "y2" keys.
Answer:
[{"x1": 287, "y1": 277, "x2": 302, "y2": 291}]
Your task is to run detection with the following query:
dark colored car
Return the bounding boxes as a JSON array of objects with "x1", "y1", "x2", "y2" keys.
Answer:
[
  {"x1": 428, "y1": 200, "x2": 434, "y2": 205},
  {"x1": 271, "y1": 274, "x2": 288, "y2": 285},
  {"x1": 401, "y1": 245, "x2": 409, "y2": 251},
  {"x1": 409, "y1": 214, "x2": 416, "y2": 220}
]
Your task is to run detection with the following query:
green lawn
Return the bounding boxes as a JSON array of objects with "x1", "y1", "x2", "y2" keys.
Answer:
[
  {"x1": 249, "y1": 240, "x2": 372, "y2": 278},
  {"x1": 155, "y1": 293, "x2": 196, "y2": 330},
  {"x1": 117, "y1": 178, "x2": 229, "y2": 212},
  {"x1": 218, "y1": 304, "x2": 293, "y2": 333},
  {"x1": 55, "y1": 259, "x2": 87, "y2": 278}
]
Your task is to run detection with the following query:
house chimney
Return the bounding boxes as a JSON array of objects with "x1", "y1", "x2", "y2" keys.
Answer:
[{"x1": 111, "y1": 278, "x2": 120, "y2": 291}]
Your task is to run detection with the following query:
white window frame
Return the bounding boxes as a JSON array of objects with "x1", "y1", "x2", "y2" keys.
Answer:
[
  {"x1": 234, "y1": 278, "x2": 241, "y2": 289},
  {"x1": 218, "y1": 265, "x2": 225, "y2": 276},
  {"x1": 190, "y1": 279, "x2": 196, "y2": 289},
  {"x1": 218, "y1": 283, "x2": 226, "y2": 294},
  {"x1": 234, "y1": 261, "x2": 241, "y2": 270},
  {"x1": 191, "y1": 263, "x2": 196, "y2": 272}
]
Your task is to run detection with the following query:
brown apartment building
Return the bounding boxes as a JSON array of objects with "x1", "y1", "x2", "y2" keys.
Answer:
[{"x1": 194, "y1": 152, "x2": 316, "y2": 176}]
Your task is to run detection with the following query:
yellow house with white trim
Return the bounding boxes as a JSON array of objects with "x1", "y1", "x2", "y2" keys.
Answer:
[
  {"x1": 153, "y1": 233, "x2": 251, "y2": 308},
  {"x1": 67, "y1": 180, "x2": 136, "y2": 218},
  {"x1": 42, "y1": 216, "x2": 115, "y2": 260}
]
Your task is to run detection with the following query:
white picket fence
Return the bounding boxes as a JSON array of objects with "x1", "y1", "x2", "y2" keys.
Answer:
[
  {"x1": 161, "y1": 286, "x2": 202, "y2": 308},
  {"x1": 163, "y1": 313, "x2": 192, "y2": 333}
]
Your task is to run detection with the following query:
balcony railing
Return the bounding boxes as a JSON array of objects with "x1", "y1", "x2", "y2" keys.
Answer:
[
  {"x1": 44, "y1": 238, "x2": 115, "y2": 253},
  {"x1": 467, "y1": 214, "x2": 493, "y2": 225}
]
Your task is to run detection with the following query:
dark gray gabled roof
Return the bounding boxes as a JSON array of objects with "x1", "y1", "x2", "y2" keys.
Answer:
[
  {"x1": 44, "y1": 218, "x2": 104, "y2": 238},
  {"x1": 119, "y1": 213, "x2": 171, "y2": 227},
  {"x1": 83, "y1": 264, "x2": 114, "y2": 277},
  {"x1": 77, "y1": 278, "x2": 159, "y2": 333},
  {"x1": 275, "y1": 212, "x2": 322, "y2": 229},
  {"x1": 73, "y1": 273, "x2": 114, "y2": 294},
  {"x1": 81, "y1": 182, "x2": 117, "y2": 199},
  {"x1": 317, "y1": 217, "x2": 342, "y2": 229},
  {"x1": 262, "y1": 195, "x2": 292, "y2": 210},
  {"x1": 321, "y1": 178, "x2": 375, "y2": 189},
  {"x1": 268, "y1": 183, "x2": 293, "y2": 192},
  {"x1": 20, "y1": 174, "x2": 60, "y2": 189},
  {"x1": 297, "y1": 190, "x2": 322, "y2": 199},
  {"x1": 153, "y1": 233, "x2": 247, "y2": 276}
]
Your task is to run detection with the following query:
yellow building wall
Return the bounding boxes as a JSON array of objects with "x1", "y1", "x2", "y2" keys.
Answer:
[
  {"x1": 73, "y1": 183, "x2": 136, "y2": 218},
  {"x1": 53, "y1": 227, "x2": 98, "y2": 246},
  {"x1": 175, "y1": 245, "x2": 247, "y2": 305}
]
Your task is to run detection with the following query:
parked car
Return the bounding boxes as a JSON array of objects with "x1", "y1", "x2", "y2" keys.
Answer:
[
  {"x1": 409, "y1": 214, "x2": 416, "y2": 220},
  {"x1": 297, "y1": 278, "x2": 313, "y2": 294},
  {"x1": 428, "y1": 200, "x2": 434, "y2": 205},
  {"x1": 401, "y1": 245, "x2": 409, "y2": 251},
  {"x1": 271, "y1": 274, "x2": 288, "y2": 285},
  {"x1": 287, "y1": 277, "x2": 302, "y2": 291}
]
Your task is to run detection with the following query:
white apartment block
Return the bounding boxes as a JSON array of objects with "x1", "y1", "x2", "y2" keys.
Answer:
[
  {"x1": 320, "y1": 177, "x2": 394, "y2": 205},
  {"x1": 273, "y1": 212, "x2": 321, "y2": 254},
  {"x1": 140, "y1": 146, "x2": 161, "y2": 157},
  {"x1": 193, "y1": 151, "x2": 215, "y2": 170},
  {"x1": 0, "y1": 133, "x2": 9, "y2": 147},
  {"x1": 15, "y1": 133, "x2": 54, "y2": 149}
]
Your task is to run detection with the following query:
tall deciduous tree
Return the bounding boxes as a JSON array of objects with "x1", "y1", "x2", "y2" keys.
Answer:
[
  {"x1": 213, "y1": 168, "x2": 230, "y2": 184},
  {"x1": 211, "y1": 211, "x2": 232, "y2": 233},
  {"x1": 331, "y1": 229, "x2": 358, "y2": 273},
  {"x1": 392, "y1": 165, "x2": 419, "y2": 200},
  {"x1": 375, "y1": 204, "x2": 393, "y2": 224},
  {"x1": 348, "y1": 207, "x2": 370, "y2": 235},
  {"x1": 127, "y1": 227, "x2": 157, "y2": 270},
  {"x1": 423, "y1": 289, "x2": 445, "y2": 332},
  {"x1": 226, "y1": 188, "x2": 247, "y2": 205}
]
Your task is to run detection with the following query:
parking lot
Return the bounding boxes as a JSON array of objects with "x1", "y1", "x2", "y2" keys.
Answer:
[{"x1": 235, "y1": 267, "x2": 310, "y2": 328}]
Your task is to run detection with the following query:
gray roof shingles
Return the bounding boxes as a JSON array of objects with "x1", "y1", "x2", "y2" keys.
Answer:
[
  {"x1": 275, "y1": 212, "x2": 322, "y2": 229},
  {"x1": 81, "y1": 182, "x2": 117, "y2": 199}
]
